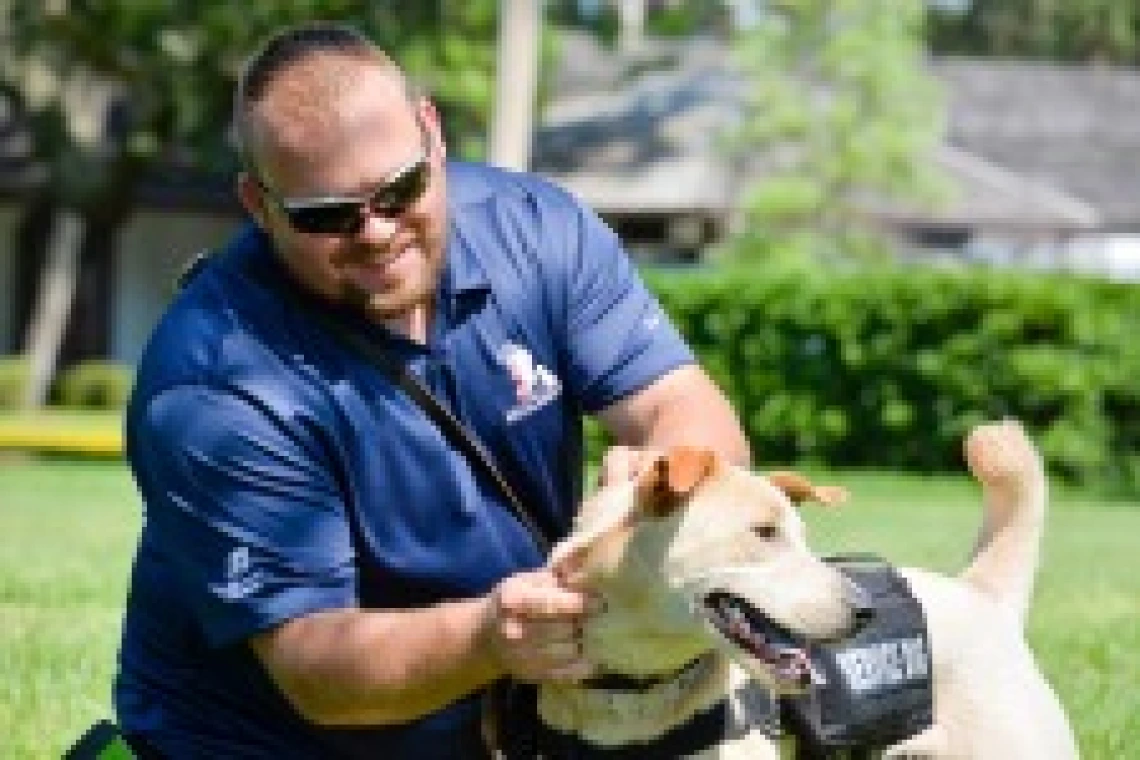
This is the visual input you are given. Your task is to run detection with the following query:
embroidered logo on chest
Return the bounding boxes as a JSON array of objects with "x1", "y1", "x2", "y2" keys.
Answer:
[{"x1": 498, "y1": 342, "x2": 561, "y2": 423}]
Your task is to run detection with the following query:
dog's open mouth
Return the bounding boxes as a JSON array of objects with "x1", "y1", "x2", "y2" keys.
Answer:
[{"x1": 702, "y1": 590, "x2": 812, "y2": 688}]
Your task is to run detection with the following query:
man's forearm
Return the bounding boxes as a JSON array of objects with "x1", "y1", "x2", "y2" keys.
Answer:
[
  {"x1": 251, "y1": 598, "x2": 500, "y2": 726},
  {"x1": 641, "y1": 388, "x2": 750, "y2": 466},
  {"x1": 601, "y1": 364, "x2": 751, "y2": 467}
]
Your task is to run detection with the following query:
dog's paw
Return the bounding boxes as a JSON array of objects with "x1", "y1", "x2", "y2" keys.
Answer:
[{"x1": 964, "y1": 419, "x2": 1044, "y2": 492}]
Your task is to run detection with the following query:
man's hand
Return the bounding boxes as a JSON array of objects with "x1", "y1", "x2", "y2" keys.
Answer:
[{"x1": 478, "y1": 569, "x2": 596, "y2": 683}]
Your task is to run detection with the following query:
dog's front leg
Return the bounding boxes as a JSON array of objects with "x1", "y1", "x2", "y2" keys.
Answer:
[{"x1": 883, "y1": 724, "x2": 949, "y2": 759}]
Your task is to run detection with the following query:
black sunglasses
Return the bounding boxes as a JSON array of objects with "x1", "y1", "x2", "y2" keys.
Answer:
[{"x1": 260, "y1": 153, "x2": 432, "y2": 236}]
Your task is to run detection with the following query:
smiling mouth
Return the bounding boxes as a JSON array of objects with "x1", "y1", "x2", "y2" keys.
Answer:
[{"x1": 701, "y1": 590, "x2": 812, "y2": 688}]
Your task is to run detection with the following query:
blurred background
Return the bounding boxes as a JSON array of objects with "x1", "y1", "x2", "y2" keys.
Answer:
[
  {"x1": 1, "y1": 4, "x2": 1139, "y2": 758},
  {"x1": 3, "y1": 0, "x2": 1140, "y2": 484}
]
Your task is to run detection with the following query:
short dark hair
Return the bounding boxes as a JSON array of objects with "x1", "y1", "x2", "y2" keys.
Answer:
[
  {"x1": 239, "y1": 22, "x2": 380, "y2": 105},
  {"x1": 232, "y1": 22, "x2": 410, "y2": 163}
]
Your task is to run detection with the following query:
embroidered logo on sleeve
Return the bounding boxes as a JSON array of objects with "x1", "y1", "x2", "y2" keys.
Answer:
[
  {"x1": 210, "y1": 546, "x2": 265, "y2": 601},
  {"x1": 498, "y1": 343, "x2": 562, "y2": 423}
]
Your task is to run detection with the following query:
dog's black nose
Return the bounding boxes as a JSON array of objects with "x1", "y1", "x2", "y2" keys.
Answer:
[{"x1": 845, "y1": 580, "x2": 876, "y2": 632}]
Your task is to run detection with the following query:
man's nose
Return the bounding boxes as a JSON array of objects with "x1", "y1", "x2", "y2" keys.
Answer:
[{"x1": 355, "y1": 211, "x2": 398, "y2": 245}]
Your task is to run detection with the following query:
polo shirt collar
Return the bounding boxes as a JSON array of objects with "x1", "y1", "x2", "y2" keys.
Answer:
[{"x1": 443, "y1": 163, "x2": 493, "y2": 297}]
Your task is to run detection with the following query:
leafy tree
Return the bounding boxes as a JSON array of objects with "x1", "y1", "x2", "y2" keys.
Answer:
[
  {"x1": 726, "y1": 0, "x2": 946, "y2": 264},
  {"x1": 927, "y1": 0, "x2": 1140, "y2": 64},
  {"x1": 0, "y1": 1, "x2": 501, "y2": 405}
]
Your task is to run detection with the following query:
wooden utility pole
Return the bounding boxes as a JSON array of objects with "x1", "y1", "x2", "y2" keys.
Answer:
[
  {"x1": 619, "y1": 0, "x2": 647, "y2": 54},
  {"x1": 21, "y1": 210, "x2": 83, "y2": 407},
  {"x1": 489, "y1": 0, "x2": 541, "y2": 171}
]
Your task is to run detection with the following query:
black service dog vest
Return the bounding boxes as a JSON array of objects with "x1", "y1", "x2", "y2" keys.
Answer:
[{"x1": 781, "y1": 555, "x2": 933, "y2": 758}]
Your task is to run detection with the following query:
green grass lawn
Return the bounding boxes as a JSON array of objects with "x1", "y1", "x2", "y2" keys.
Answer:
[{"x1": 1, "y1": 458, "x2": 1137, "y2": 758}]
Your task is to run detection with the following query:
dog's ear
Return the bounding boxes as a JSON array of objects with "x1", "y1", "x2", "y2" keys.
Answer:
[
  {"x1": 549, "y1": 526, "x2": 633, "y2": 588},
  {"x1": 767, "y1": 470, "x2": 848, "y2": 507},
  {"x1": 639, "y1": 447, "x2": 716, "y2": 517}
]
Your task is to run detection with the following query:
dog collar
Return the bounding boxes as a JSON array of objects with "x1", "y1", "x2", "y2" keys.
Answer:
[{"x1": 580, "y1": 653, "x2": 711, "y2": 692}]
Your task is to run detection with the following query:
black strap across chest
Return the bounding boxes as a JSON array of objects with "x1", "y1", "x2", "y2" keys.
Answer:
[
  {"x1": 180, "y1": 247, "x2": 554, "y2": 557},
  {"x1": 303, "y1": 303, "x2": 553, "y2": 556}
]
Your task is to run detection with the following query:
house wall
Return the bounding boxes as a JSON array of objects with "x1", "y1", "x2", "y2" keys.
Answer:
[
  {"x1": 0, "y1": 204, "x2": 18, "y2": 354},
  {"x1": 1070, "y1": 234, "x2": 1140, "y2": 281},
  {"x1": 965, "y1": 232, "x2": 1140, "y2": 282},
  {"x1": 112, "y1": 211, "x2": 240, "y2": 366}
]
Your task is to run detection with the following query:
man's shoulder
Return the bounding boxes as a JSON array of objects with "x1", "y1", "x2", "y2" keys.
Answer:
[
  {"x1": 448, "y1": 161, "x2": 583, "y2": 218},
  {"x1": 133, "y1": 228, "x2": 302, "y2": 401}
]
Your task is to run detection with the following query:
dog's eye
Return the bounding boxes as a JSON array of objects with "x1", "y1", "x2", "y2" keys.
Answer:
[{"x1": 751, "y1": 524, "x2": 778, "y2": 539}]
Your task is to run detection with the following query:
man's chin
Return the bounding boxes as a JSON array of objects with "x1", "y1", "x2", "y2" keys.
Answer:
[{"x1": 351, "y1": 287, "x2": 432, "y2": 326}]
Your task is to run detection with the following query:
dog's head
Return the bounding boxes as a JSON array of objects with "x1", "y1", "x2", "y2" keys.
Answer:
[{"x1": 550, "y1": 448, "x2": 870, "y2": 693}]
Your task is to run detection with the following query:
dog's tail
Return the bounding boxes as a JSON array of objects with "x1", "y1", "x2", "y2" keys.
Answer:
[{"x1": 958, "y1": 421, "x2": 1048, "y2": 625}]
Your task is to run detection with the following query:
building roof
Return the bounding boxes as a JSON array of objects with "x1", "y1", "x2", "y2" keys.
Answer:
[
  {"x1": 935, "y1": 57, "x2": 1140, "y2": 228},
  {"x1": 881, "y1": 145, "x2": 1101, "y2": 230},
  {"x1": 536, "y1": 32, "x2": 1140, "y2": 232},
  {"x1": 534, "y1": 38, "x2": 741, "y2": 214},
  {"x1": 5, "y1": 33, "x2": 1140, "y2": 230}
]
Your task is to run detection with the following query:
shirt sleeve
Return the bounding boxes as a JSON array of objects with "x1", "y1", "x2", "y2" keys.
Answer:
[
  {"x1": 558, "y1": 199, "x2": 695, "y2": 413},
  {"x1": 128, "y1": 384, "x2": 357, "y2": 650}
]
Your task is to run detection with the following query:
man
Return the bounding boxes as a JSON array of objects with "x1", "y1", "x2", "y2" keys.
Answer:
[{"x1": 115, "y1": 22, "x2": 749, "y2": 759}]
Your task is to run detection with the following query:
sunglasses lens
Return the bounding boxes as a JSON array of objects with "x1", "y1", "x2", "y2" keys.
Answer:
[
  {"x1": 285, "y1": 201, "x2": 363, "y2": 235},
  {"x1": 372, "y1": 160, "x2": 430, "y2": 215},
  {"x1": 277, "y1": 158, "x2": 430, "y2": 235}
]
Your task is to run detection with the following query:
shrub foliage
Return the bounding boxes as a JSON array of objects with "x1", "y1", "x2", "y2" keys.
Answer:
[
  {"x1": 646, "y1": 265, "x2": 1140, "y2": 492},
  {"x1": 52, "y1": 361, "x2": 135, "y2": 410},
  {"x1": 0, "y1": 356, "x2": 31, "y2": 409}
]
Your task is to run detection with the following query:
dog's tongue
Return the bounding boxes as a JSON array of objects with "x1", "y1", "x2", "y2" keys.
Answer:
[{"x1": 705, "y1": 591, "x2": 811, "y2": 684}]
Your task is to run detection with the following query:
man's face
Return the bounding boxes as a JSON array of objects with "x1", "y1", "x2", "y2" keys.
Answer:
[{"x1": 241, "y1": 62, "x2": 448, "y2": 325}]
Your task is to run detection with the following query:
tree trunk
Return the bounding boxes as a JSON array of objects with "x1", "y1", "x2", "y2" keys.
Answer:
[
  {"x1": 21, "y1": 208, "x2": 84, "y2": 408},
  {"x1": 489, "y1": 0, "x2": 541, "y2": 171}
]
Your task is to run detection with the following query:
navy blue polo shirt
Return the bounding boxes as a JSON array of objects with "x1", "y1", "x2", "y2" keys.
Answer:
[{"x1": 114, "y1": 162, "x2": 694, "y2": 758}]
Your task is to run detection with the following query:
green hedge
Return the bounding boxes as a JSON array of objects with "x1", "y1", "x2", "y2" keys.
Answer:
[
  {"x1": 645, "y1": 264, "x2": 1140, "y2": 492},
  {"x1": 0, "y1": 355, "x2": 30, "y2": 409},
  {"x1": 52, "y1": 360, "x2": 135, "y2": 410}
]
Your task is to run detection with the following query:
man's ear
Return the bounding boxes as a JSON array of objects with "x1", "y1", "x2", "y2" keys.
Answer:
[
  {"x1": 639, "y1": 447, "x2": 716, "y2": 517},
  {"x1": 236, "y1": 172, "x2": 271, "y2": 230},
  {"x1": 767, "y1": 471, "x2": 847, "y2": 507},
  {"x1": 418, "y1": 97, "x2": 447, "y2": 159}
]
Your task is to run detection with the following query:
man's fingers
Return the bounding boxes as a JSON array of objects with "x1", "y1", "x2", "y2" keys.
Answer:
[
  {"x1": 500, "y1": 582, "x2": 593, "y2": 619},
  {"x1": 599, "y1": 446, "x2": 665, "y2": 487},
  {"x1": 599, "y1": 446, "x2": 639, "y2": 486},
  {"x1": 500, "y1": 616, "x2": 578, "y2": 642},
  {"x1": 486, "y1": 569, "x2": 596, "y2": 682}
]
